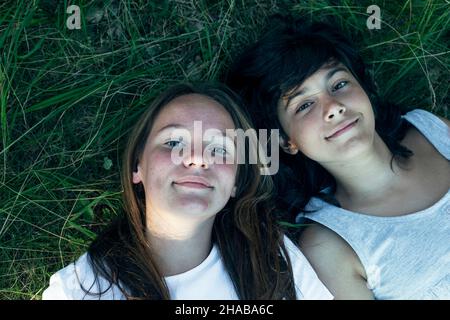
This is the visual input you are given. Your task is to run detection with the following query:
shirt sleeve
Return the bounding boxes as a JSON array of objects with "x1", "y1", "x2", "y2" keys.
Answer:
[
  {"x1": 42, "y1": 254, "x2": 88, "y2": 300},
  {"x1": 283, "y1": 236, "x2": 334, "y2": 300},
  {"x1": 42, "y1": 253, "x2": 124, "y2": 300},
  {"x1": 42, "y1": 272, "x2": 72, "y2": 300}
]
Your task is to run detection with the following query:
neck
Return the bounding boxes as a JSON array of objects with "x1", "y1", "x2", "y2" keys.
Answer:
[
  {"x1": 321, "y1": 134, "x2": 405, "y2": 206},
  {"x1": 145, "y1": 211, "x2": 215, "y2": 277}
]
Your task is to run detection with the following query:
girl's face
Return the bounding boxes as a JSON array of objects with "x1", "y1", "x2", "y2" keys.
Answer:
[
  {"x1": 277, "y1": 63, "x2": 376, "y2": 163},
  {"x1": 133, "y1": 94, "x2": 238, "y2": 222}
]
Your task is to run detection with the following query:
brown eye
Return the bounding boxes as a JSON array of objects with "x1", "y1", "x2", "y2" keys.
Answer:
[
  {"x1": 295, "y1": 101, "x2": 313, "y2": 114},
  {"x1": 332, "y1": 81, "x2": 348, "y2": 92}
]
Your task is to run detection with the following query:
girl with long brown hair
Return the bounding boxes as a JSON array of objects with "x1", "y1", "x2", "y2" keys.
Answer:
[{"x1": 42, "y1": 83, "x2": 332, "y2": 300}]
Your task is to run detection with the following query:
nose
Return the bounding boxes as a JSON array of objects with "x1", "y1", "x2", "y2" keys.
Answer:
[
  {"x1": 323, "y1": 95, "x2": 346, "y2": 121},
  {"x1": 182, "y1": 148, "x2": 209, "y2": 169}
]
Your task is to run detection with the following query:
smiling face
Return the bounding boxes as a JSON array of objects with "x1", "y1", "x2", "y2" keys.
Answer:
[
  {"x1": 132, "y1": 93, "x2": 238, "y2": 222},
  {"x1": 277, "y1": 62, "x2": 376, "y2": 163}
]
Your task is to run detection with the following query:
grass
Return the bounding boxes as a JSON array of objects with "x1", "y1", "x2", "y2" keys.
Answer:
[{"x1": 0, "y1": 0, "x2": 448, "y2": 299}]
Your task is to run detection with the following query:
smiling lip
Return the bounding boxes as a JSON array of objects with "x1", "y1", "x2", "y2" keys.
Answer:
[
  {"x1": 325, "y1": 118, "x2": 359, "y2": 140},
  {"x1": 173, "y1": 176, "x2": 212, "y2": 189}
]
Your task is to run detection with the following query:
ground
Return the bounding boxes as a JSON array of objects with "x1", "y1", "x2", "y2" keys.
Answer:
[{"x1": 0, "y1": 0, "x2": 448, "y2": 299}]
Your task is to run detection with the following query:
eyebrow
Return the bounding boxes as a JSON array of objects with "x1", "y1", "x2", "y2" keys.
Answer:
[
  {"x1": 156, "y1": 124, "x2": 184, "y2": 133},
  {"x1": 284, "y1": 66, "x2": 348, "y2": 111},
  {"x1": 156, "y1": 124, "x2": 228, "y2": 136}
]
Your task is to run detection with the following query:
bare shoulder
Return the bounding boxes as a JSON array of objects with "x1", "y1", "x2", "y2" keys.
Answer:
[
  {"x1": 299, "y1": 224, "x2": 374, "y2": 299},
  {"x1": 299, "y1": 224, "x2": 360, "y2": 268},
  {"x1": 402, "y1": 126, "x2": 429, "y2": 155}
]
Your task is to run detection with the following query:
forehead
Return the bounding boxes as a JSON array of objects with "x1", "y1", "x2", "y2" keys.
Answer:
[
  {"x1": 279, "y1": 62, "x2": 352, "y2": 105},
  {"x1": 152, "y1": 93, "x2": 236, "y2": 132},
  {"x1": 289, "y1": 62, "x2": 348, "y2": 90}
]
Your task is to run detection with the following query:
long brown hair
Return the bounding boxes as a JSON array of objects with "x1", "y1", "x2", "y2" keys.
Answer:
[{"x1": 85, "y1": 82, "x2": 297, "y2": 299}]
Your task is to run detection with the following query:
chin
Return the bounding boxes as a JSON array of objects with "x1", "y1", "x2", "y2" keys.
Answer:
[
  {"x1": 173, "y1": 199, "x2": 212, "y2": 214},
  {"x1": 338, "y1": 137, "x2": 372, "y2": 159}
]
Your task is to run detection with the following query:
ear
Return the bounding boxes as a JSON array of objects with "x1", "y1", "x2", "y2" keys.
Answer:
[
  {"x1": 279, "y1": 135, "x2": 299, "y2": 155},
  {"x1": 230, "y1": 186, "x2": 237, "y2": 198},
  {"x1": 132, "y1": 165, "x2": 143, "y2": 184}
]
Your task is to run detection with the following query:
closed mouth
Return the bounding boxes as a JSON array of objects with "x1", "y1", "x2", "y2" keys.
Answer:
[
  {"x1": 325, "y1": 118, "x2": 359, "y2": 140},
  {"x1": 173, "y1": 176, "x2": 213, "y2": 189}
]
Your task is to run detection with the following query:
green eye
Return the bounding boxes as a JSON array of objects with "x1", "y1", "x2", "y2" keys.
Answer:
[
  {"x1": 212, "y1": 146, "x2": 227, "y2": 156},
  {"x1": 165, "y1": 139, "x2": 184, "y2": 148}
]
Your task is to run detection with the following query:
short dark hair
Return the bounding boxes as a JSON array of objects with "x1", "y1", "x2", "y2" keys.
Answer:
[{"x1": 225, "y1": 15, "x2": 412, "y2": 215}]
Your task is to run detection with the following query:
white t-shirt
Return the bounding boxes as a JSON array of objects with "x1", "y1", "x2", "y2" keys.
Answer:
[{"x1": 42, "y1": 236, "x2": 333, "y2": 300}]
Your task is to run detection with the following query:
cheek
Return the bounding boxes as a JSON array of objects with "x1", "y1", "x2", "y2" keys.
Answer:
[
  {"x1": 343, "y1": 86, "x2": 372, "y2": 110},
  {"x1": 144, "y1": 151, "x2": 174, "y2": 188},
  {"x1": 214, "y1": 164, "x2": 237, "y2": 191},
  {"x1": 360, "y1": 92, "x2": 374, "y2": 119},
  {"x1": 343, "y1": 87, "x2": 375, "y2": 125},
  {"x1": 291, "y1": 116, "x2": 321, "y2": 149}
]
